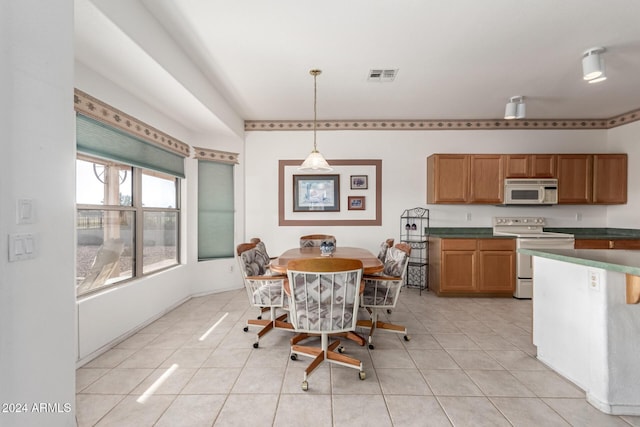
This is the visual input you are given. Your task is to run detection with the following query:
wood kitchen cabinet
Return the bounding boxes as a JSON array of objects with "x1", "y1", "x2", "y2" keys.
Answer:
[
  {"x1": 557, "y1": 154, "x2": 627, "y2": 204},
  {"x1": 429, "y1": 237, "x2": 515, "y2": 296},
  {"x1": 477, "y1": 239, "x2": 516, "y2": 293},
  {"x1": 557, "y1": 154, "x2": 593, "y2": 204},
  {"x1": 440, "y1": 239, "x2": 477, "y2": 293},
  {"x1": 505, "y1": 154, "x2": 556, "y2": 178},
  {"x1": 427, "y1": 154, "x2": 469, "y2": 203},
  {"x1": 575, "y1": 238, "x2": 640, "y2": 250},
  {"x1": 428, "y1": 152, "x2": 626, "y2": 205},
  {"x1": 427, "y1": 154, "x2": 503, "y2": 204},
  {"x1": 469, "y1": 155, "x2": 504, "y2": 203},
  {"x1": 593, "y1": 154, "x2": 627, "y2": 204}
]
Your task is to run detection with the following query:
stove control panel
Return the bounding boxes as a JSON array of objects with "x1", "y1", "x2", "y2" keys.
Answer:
[{"x1": 493, "y1": 217, "x2": 546, "y2": 226}]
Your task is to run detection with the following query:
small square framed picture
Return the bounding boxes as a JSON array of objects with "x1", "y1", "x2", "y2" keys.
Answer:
[
  {"x1": 348, "y1": 196, "x2": 366, "y2": 210},
  {"x1": 350, "y1": 175, "x2": 368, "y2": 190}
]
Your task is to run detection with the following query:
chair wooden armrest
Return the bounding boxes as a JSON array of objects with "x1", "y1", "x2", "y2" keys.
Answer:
[
  {"x1": 245, "y1": 274, "x2": 286, "y2": 280},
  {"x1": 283, "y1": 278, "x2": 291, "y2": 296},
  {"x1": 363, "y1": 274, "x2": 401, "y2": 281}
]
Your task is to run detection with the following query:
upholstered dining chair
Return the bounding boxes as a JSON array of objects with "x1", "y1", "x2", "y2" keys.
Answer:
[
  {"x1": 357, "y1": 243, "x2": 411, "y2": 349},
  {"x1": 376, "y1": 238, "x2": 395, "y2": 263},
  {"x1": 236, "y1": 242, "x2": 293, "y2": 348},
  {"x1": 248, "y1": 237, "x2": 276, "y2": 320},
  {"x1": 299, "y1": 234, "x2": 336, "y2": 248},
  {"x1": 285, "y1": 257, "x2": 366, "y2": 391},
  {"x1": 249, "y1": 237, "x2": 277, "y2": 274}
]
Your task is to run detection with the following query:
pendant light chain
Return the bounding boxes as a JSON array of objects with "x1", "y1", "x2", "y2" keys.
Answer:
[
  {"x1": 312, "y1": 70, "x2": 319, "y2": 152},
  {"x1": 299, "y1": 69, "x2": 331, "y2": 171}
]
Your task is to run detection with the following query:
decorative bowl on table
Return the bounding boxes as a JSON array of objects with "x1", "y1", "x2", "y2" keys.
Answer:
[{"x1": 320, "y1": 241, "x2": 335, "y2": 256}]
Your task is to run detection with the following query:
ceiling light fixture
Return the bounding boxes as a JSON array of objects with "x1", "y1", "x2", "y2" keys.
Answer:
[
  {"x1": 299, "y1": 69, "x2": 332, "y2": 172},
  {"x1": 504, "y1": 96, "x2": 526, "y2": 120},
  {"x1": 582, "y1": 47, "x2": 607, "y2": 84}
]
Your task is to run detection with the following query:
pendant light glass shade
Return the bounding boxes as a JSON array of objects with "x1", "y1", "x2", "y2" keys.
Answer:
[
  {"x1": 300, "y1": 150, "x2": 332, "y2": 170},
  {"x1": 299, "y1": 69, "x2": 332, "y2": 171}
]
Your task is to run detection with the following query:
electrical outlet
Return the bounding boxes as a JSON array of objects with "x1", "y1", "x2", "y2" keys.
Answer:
[
  {"x1": 576, "y1": 212, "x2": 583, "y2": 221},
  {"x1": 229, "y1": 265, "x2": 234, "y2": 273},
  {"x1": 588, "y1": 269, "x2": 601, "y2": 291},
  {"x1": 466, "y1": 212, "x2": 472, "y2": 221}
]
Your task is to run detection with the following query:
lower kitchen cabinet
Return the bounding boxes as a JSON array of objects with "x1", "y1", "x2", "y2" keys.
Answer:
[
  {"x1": 429, "y1": 237, "x2": 515, "y2": 296},
  {"x1": 477, "y1": 240, "x2": 516, "y2": 292},
  {"x1": 575, "y1": 238, "x2": 640, "y2": 250},
  {"x1": 440, "y1": 239, "x2": 476, "y2": 293}
]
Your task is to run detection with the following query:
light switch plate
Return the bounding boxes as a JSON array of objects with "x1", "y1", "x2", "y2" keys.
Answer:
[
  {"x1": 8, "y1": 233, "x2": 36, "y2": 261},
  {"x1": 16, "y1": 199, "x2": 34, "y2": 224}
]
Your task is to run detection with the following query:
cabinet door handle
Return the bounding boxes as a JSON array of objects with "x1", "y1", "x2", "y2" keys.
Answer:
[{"x1": 609, "y1": 240, "x2": 614, "y2": 249}]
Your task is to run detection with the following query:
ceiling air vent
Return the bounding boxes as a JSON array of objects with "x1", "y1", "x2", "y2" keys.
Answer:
[{"x1": 367, "y1": 68, "x2": 398, "y2": 82}]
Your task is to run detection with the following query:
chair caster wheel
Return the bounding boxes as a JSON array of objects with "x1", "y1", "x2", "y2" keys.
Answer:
[
  {"x1": 387, "y1": 309, "x2": 392, "y2": 314},
  {"x1": 301, "y1": 381, "x2": 309, "y2": 391},
  {"x1": 253, "y1": 342, "x2": 259, "y2": 349},
  {"x1": 337, "y1": 346, "x2": 345, "y2": 353},
  {"x1": 257, "y1": 315, "x2": 262, "y2": 320},
  {"x1": 290, "y1": 354, "x2": 297, "y2": 361},
  {"x1": 243, "y1": 326, "x2": 249, "y2": 332},
  {"x1": 404, "y1": 335, "x2": 410, "y2": 342},
  {"x1": 368, "y1": 344, "x2": 375, "y2": 350},
  {"x1": 359, "y1": 371, "x2": 366, "y2": 380}
]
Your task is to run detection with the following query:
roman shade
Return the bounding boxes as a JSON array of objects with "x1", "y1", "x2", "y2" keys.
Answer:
[
  {"x1": 76, "y1": 114, "x2": 185, "y2": 178},
  {"x1": 198, "y1": 160, "x2": 234, "y2": 259}
]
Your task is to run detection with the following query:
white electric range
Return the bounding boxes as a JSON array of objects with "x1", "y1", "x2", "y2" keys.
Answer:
[{"x1": 493, "y1": 216, "x2": 574, "y2": 299}]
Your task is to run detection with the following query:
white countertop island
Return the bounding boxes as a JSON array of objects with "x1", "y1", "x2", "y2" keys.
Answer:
[{"x1": 519, "y1": 248, "x2": 640, "y2": 415}]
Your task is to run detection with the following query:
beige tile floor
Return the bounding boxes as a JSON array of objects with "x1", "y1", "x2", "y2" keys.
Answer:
[{"x1": 76, "y1": 288, "x2": 640, "y2": 426}]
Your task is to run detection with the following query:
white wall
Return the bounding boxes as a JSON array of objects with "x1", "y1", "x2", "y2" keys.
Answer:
[
  {"x1": 0, "y1": 1, "x2": 76, "y2": 426},
  {"x1": 607, "y1": 120, "x2": 640, "y2": 228},
  {"x1": 245, "y1": 128, "x2": 614, "y2": 256}
]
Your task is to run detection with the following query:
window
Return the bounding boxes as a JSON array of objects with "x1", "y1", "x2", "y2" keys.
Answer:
[
  {"x1": 76, "y1": 156, "x2": 180, "y2": 296},
  {"x1": 198, "y1": 160, "x2": 234, "y2": 259},
  {"x1": 75, "y1": 112, "x2": 185, "y2": 297}
]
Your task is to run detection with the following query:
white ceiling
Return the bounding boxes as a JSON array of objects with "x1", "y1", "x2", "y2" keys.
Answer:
[{"x1": 75, "y1": 0, "x2": 640, "y2": 136}]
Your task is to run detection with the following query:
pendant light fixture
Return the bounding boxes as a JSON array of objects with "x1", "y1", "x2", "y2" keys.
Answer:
[{"x1": 299, "y1": 69, "x2": 332, "y2": 171}]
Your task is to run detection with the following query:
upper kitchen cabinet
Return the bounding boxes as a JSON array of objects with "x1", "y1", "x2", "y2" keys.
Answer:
[
  {"x1": 557, "y1": 154, "x2": 593, "y2": 204},
  {"x1": 505, "y1": 154, "x2": 556, "y2": 178},
  {"x1": 429, "y1": 153, "x2": 626, "y2": 205},
  {"x1": 593, "y1": 154, "x2": 627, "y2": 204},
  {"x1": 469, "y1": 154, "x2": 504, "y2": 203},
  {"x1": 427, "y1": 154, "x2": 503, "y2": 204},
  {"x1": 557, "y1": 154, "x2": 627, "y2": 204},
  {"x1": 427, "y1": 154, "x2": 469, "y2": 203}
]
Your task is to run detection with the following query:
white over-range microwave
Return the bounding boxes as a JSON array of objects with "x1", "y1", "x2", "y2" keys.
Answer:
[{"x1": 503, "y1": 178, "x2": 558, "y2": 205}]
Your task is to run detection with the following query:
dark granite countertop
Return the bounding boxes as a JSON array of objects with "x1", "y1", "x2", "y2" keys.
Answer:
[
  {"x1": 427, "y1": 227, "x2": 640, "y2": 239},
  {"x1": 428, "y1": 228, "x2": 511, "y2": 239}
]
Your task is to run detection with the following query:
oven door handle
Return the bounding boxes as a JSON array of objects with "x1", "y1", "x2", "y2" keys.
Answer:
[{"x1": 539, "y1": 186, "x2": 545, "y2": 203}]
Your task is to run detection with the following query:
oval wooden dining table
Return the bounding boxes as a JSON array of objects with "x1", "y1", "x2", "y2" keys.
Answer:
[
  {"x1": 269, "y1": 246, "x2": 384, "y2": 276},
  {"x1": 269, "y1": 246, "x2": 384, "y2": 347}
]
